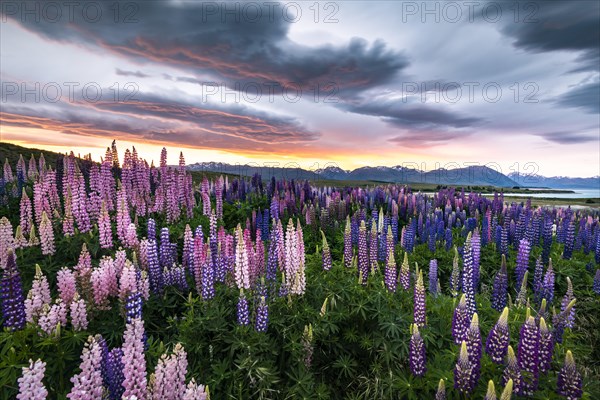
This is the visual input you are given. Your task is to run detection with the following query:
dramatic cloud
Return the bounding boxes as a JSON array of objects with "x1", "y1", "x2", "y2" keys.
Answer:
[{"x1": 556, "y1": 81, "x2": 600, "y2": 114}]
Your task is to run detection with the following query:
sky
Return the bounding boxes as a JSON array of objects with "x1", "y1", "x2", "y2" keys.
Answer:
[{"x1": 1, "y1": 0, "x2": 599, "y2": 177}]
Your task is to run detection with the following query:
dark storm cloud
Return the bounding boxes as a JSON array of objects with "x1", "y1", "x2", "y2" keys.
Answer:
[
  {"x1": 535, "y1": 130, "x2": 599, "y2": 144},
  {"x1": 556, "y1": 81, "x2": 600, "y2": 114},
  {"x1": 340, "y1": 97, "x2": 482, "y2": 130},
  {"x1": 3, "y1": 2, "x2": 407, "y2": 95},
  {"x1": 115, "y1": 68, "x2": 150, "y2": 78},
  {"x1": 500, "y1": 0, "x2": 599, "y2": 68}
]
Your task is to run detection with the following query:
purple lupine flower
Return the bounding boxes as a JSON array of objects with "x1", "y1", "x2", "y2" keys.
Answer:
[
  {"x1": 413, "y1": 269, "x2": 426, "y2": 327},
  {"x1": 237, "y1": 290, "x2": 250, "y2": 326},
  {"x1": 17, "y1": 359, "x2": 47, "y2": 400},
  {"x1": 201, "y1": 249, "x2": 215, "y2": 301},
  {"x1": 515, "y1": 238, "x2": 531, "y2": 290},
  {"x1": 449, "y1": 247, "x2": 461, "y2": 297},
  {"x1": 502, "y1": 346, "x2": 522, "y2": 396},
  {"x1": 255, "y1": 296, "x2": 269, "y2": 332},
  {"x1": 538, "y1": 317, "x2": 554, "y2": 374},
  {"x1": 593, "y1": 269, "x2": 600, "y2": 295},
  {"x1": 491, "y1": 255, "x2": 508, "y2": 312},
  {"x1": 533, "y1": 256, "x2": 544, "y2": 300},
  {"x1": 553, "y1": 299, "x2": 576, "y2": 344},
  {"x1": 516, "y1": 271, "x2": 529, "y2": 307},
  {"x1": 541, "y1": 259, "x2": 555, "y2": 304},
  {"x1": 409, "y1": 324, "x2": 426, "y2": 377},
  {"x1": 145, "y1": 238, "x2": 163, "y2": 294},
  {"x1": 557, "y1": 350, "x2": 583, "y2": 400},
  {"x1": 358, "y1": 220, "x2": 368, "y2": 284},
  {"x1": 384, "y1": 248, "x2": 397, "y2": 293},
  {"x1": 0, "y1": 250, "x2": 26, "y2": 330},
  {"x1": 560, "y1": 277, "x2": 576, "y2": 329},
  {"x1": 369, "y1": 222, "x2": 378, "y2": 272},
  {"x1": 399, "y1": 252, "x2": 410, "y2": 291},
  {"x1": 452, "y1": 294, "x2": 470, "y2": 345},
  {"x1": 39, "y1": 211, "x2": 55, "y2": 255},
  {"x1": 466, "y1": 313, "x2": 482, "y2": 389},
  {"x1": 517, "y1": 315, "x2": 540, "y2": 396},
  {"x1": 121, "y1": 318, "x2": 147, "y2": 399},
  {"x1": 321, "y1": 230, "x2": 332, "y2": 271},
  {"x1": 454, "y1": 341, "x2": 475, "y2": 394},
  {"x1": 103, "y1": 347, "x2": 125, "y2": 400},
  {"x1": 68, "y1": 335, "x2": 104, "y2": 400},
  {"x1": 486, "y1": 307, "x2": 510, "y2": 364},
  {"x1": 462, "y1": 232, "x2": 477, "y2": 318},
  {"x1": 429, "y1": 259, "x2": 439, "y2": 296},
  {"x1": 435, "y1": 379, "x2": 446, "y2": 400},
  {"x1": 125, "y1": 291, "x2": 143, "y2": 324},
  {"x1": 562, "y1": 219, "x2": 575, "y2": 260},
  {"x1": 471, "y1": 229, "x2": 481, "y2": 291}
]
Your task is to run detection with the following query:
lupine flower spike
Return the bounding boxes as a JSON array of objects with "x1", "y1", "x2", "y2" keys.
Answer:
[
  {"x1": 484, "y1": 380, "x2": 497, "y2": 400},
  {"x1": 454, "y1": 341, "x2": 475, "y2": 394},
  {"x1": 486, "y1": 307, "x2": 510, "y2": 364},
  {"x1": 435, "y1": 379, "x2": 446, "y2": 400},
  {"x1": 557, "y1": 350, "x2": 583, "y2": 400},
  {"x1": 409, "y1": 324, "x2": 426, "y2": 377}
]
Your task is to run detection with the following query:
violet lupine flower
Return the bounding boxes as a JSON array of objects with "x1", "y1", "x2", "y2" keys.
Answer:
[
  {"x1": 435, "y1": 379, "x2": 446, "y2": 400},
  {"x1": 147, "y1": 218, "x2": 156, "y2": 241},
  {"x1": 471, "y1": 229, "x2": 481, "y2": 291},
  {"x1": 486, "y1": 307, "x2": 510, "y2": 364},
  {"x1": 146, "y1": 238, "x2": 162, "y2": 294},
  {"x1": 491, "y1": 255, "x2": 508, "y2": 312},
  {"x1": 466, "y1": 313, "x2": 482, "y2": 389},
  {"x1": 538, "y1": 317, "x2": 554, "y2": 374},
  {"x1": 68, "y1": 335, "x2": 104, "y2": 400},
  {"x1": 502, "y1": 346, "x2": 522, "y2": 396},
  {"x1": 201, "y1": 249, "x2": 215, "y2": 301},
  {"x1": 593, "y1": 269, "x2": 600, "y2": 295},
  {"x1": 409, "y1": 324, "x2": 426, "y2": 377},
  {"x1": 462, "y1": 232, "x2": 477, "y2": 319},
  {"x1": 357, "y1": 221, "x2": 369, "y2": 284},
  {"x1": 541, "y1": 259, "x2": 555, "y2": 304},
  {"x1": 553, "y1": 299, "x2": 576, "y2": 344},
  {"x1": 399, "y1": 252, "x2": 410, "y2": 291},
  {"x1": 452, "y1": 294, "x2": 470, "y2": 345},
  {"x1": 0, "y1": 250, "x2": 26, "y2": 330},
  {"x1": 533, "y1": 257, "x2": 544, "y2": 300},
  {"x1": 70, "y1": 293, "x2": 88, "y2": 331},
  {"x1": 557, "y1": 350, "x2": 583, "y2": 400},
  {"x1": 560, "y1": 277, "x2": 576, "y2": 329},
  {"x1": 237, "y1": 290, "x2": 250, "y2": 326},
  {"x1": 57, "y1": 267, "x2": 77, "y2": 305},
  {"x1": 39, "y1": 211, "x2": 55, "y2": 255},
  {"x1": 449, "y1": 247, "x2": 461, "y2": 297},
  {"x1": 562, "y1": 220, "x2": 575, "y2": 260},
  {"x1": 369, "y1": 222, "x2": 378, "y2": 272},
  {"x1": 515, "y1": 239, "x2": 531, "y2": 289},
  {"x1": 517, "y1": 315, "x2": 540, "y2": 396},
  {"x1": 25, "y1": 264, "x2": 51, "y2": 323},
  {"x1": 384, "y1": 248, "x2": 397, "y2": 293},
  {"x1": 125, "y1": 291, "x2": 143, "y2": 324},
  {"x1": 121, "y1": 318, "x2": 147, "y2": 399},
  {"x1": 103, "y1": 347, "x2": 125, "y2": 400},
  {"x1": 454, "y1": 341, "x2": 475, "y2": 395},
  {"x1": 413, "y1": 269, "x2": 426, "y2": 327},
  {"x1": 429, "y1": 259, "x2": 439, "y2": 296},
  {"x1": 17, "y1": 359, "x2": 47, "y2": 400},
  {"x1": 255, "y1": 296, "x2": 269, "y2": 332},
  {"x1": 321, "y1": 230, "x2": 332, "y2": 271}
]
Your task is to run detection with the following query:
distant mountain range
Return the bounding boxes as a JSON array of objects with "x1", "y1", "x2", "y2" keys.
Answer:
[
  {"x1": 188, "y1": 162, "x2": 520, "y2": 187},
  {"x1": 507, "y1": 172, "x2": 600, "y2": 190}
]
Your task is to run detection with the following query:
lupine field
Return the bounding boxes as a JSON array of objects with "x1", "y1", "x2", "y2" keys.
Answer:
[{"x1": 0, "y1": 143, "x2": 599, "y2": 399}]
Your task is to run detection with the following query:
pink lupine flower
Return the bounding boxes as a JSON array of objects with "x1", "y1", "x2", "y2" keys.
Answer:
[
  {"x1": 149, "y1": 343, "x2": 188, "y2": 400},
  {"x1": 183, "y1": 379, "x2": 209, "y2": 400},
  {"x1": 70, "y1": 293, "x2": 88, "y2": 331},
  {"x1": 20, "y1": 188, "x2": 33, "y2": 234},
  {"x1": 62, "y1": 187, "x2": 75, "y2": 237},
  {"x1": 98, "y1": 201, "x2": 113, "y2": 249},
  {"x1": 234, "y1": 225, "x2": 250, "y2": 290},
  {"x1": 25, "y1": 265, "x2": 51, "y2": 323},
  {"x1": 17, "y1": 359, "x2": 47, "y2": 400},
  {"x1": 68, "y1": 335, "x2": 104, "y2": 400},
  {"x1": 114, "y1": 250, "x2": 128, "y2": 277},
  {"x1": 39, "y1": 211, "x2": 55, "y2": 255},
  {"x1": 120, "y1": 261, "x2": 138, "y2": 302},
  {"x1": 284, "y1": 219, "x2": 298, "y2": 291},
  {"x1": 38, "y1": 300, "x2": 67, "y2": 336},
  {"x1": 57, "y1": 267, "x2": 77, "y2": 305},
  {"x1": 122, "y1": 318, "x2": 147, "y2": 399},
  {"x1": 14, "y1": 225, "x2": 28, "y2": 249},
  {"x1": 125, "y1": 223, "x2": 139, "y2": 249},
  {"x1": 0, "y1": 217, "x2": 14, "y2": 268}
]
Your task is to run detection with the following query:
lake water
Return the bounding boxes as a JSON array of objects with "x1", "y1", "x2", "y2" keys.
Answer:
[{"x1": 499, "y1": 188, "x2": 600, "y2": 199}]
